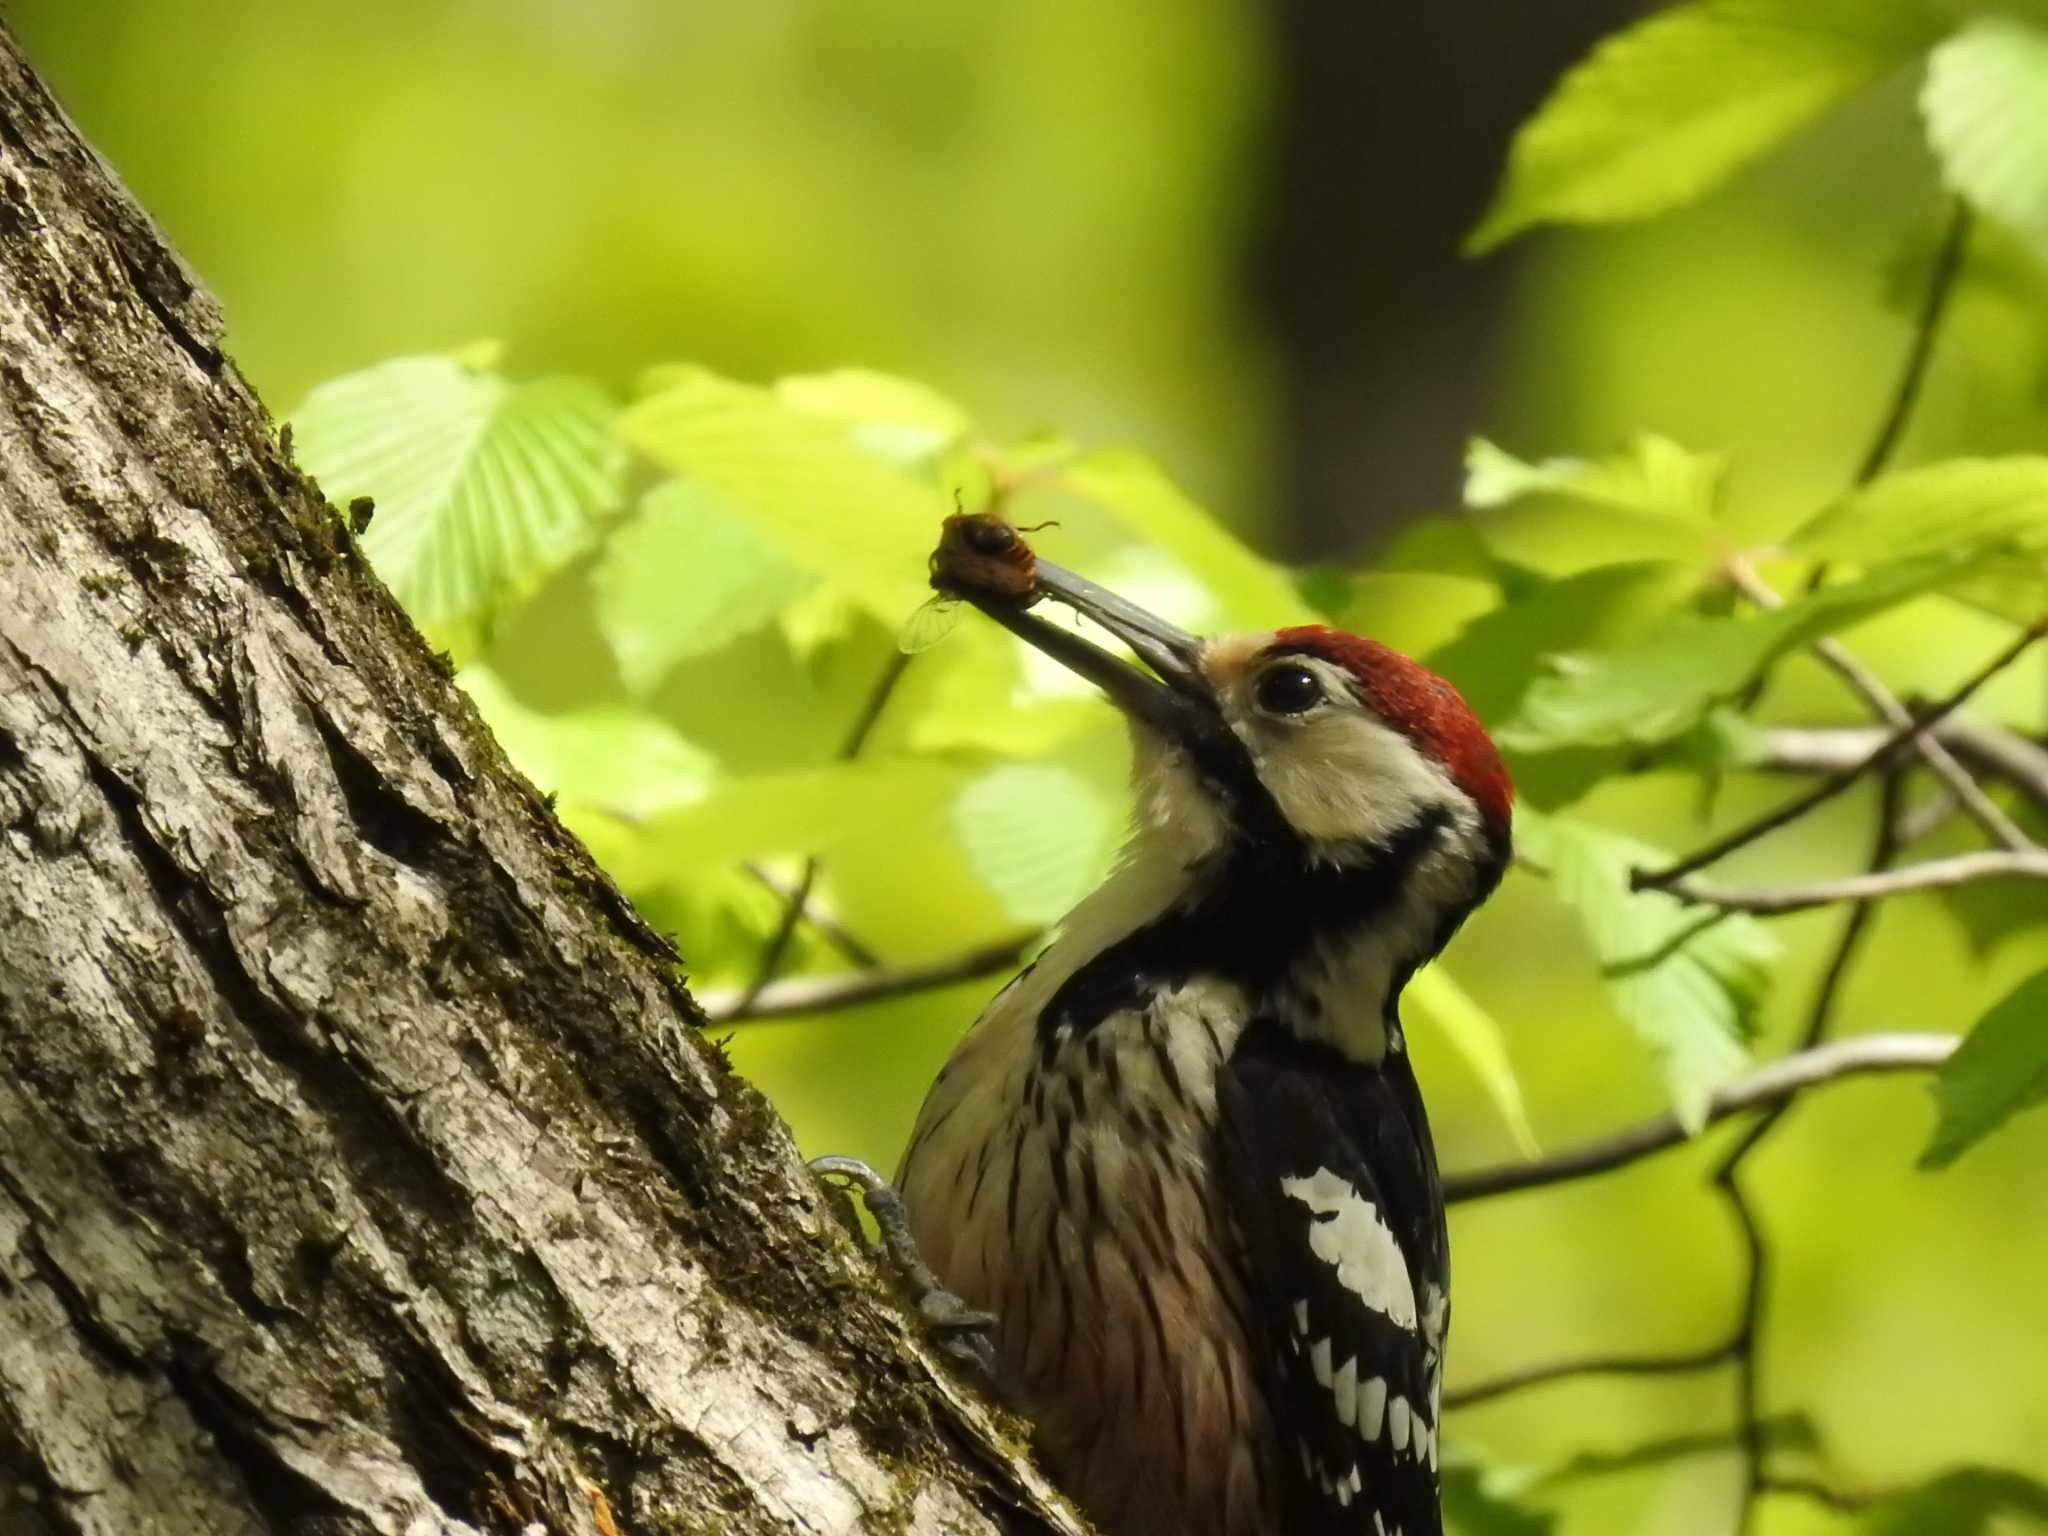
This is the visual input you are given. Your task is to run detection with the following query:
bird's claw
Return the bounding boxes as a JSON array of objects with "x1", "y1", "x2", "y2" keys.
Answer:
[{"x1": 809, "y1": 1155, "x2": 1003, "y2": 1390}]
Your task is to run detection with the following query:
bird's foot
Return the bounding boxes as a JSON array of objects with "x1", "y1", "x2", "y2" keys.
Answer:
[{"x1": 809, "y1": 1155, "x2": 1002, "y2": 1389}]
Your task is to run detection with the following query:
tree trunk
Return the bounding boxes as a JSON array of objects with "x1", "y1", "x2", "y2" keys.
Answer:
[{"x1": 0, "y1": 29, "x2": 1081, "y2": 1536}]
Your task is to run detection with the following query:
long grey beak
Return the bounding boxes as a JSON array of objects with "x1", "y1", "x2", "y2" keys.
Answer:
[{"x1": 959, "y1": 559, "x2": 1212, "y2": 742}]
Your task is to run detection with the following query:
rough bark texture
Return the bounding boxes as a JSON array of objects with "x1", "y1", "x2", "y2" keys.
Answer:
[{"x1": 0, "y1": 29, "x2": 1083, "y2": 1536}]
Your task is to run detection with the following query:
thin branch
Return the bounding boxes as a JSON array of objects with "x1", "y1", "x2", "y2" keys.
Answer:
[
  {"x1": 1443, "y1": 1032, "x2": 1956, "y2": 1204},
  {"x1": 1853, "y1": 202, "x2": 1973, "y2": 488},
  {"x1": 1662, "y1": 847, "x2": 2048, "y2": 916},
  {"x1": 701, "y1": 932, "x2": 1040, "y2": 1023},
  {"x1": 1446, "y1": 1338, "x2": 1738, "y2": 1411},
  {"x1": 1757, "y1": 720, "x2": 2048, "y2": 814},
  {"x1": 1716, "y1": 1159, "x2": 1770, "y2": 1536},
  {"x1": 727, "y1": 652, "x2": 913, "y2": 1016},
  {"x1": 1716, "y1": 769, "x2": 1901, "y2": 1536},
  {"x1": 741, "y1": 862, "x2": 881, "y2": 968},
  {"x1": 1726, "y1": 557, "x2": 2032, "y2": 850},
  {"x1": 1758, "y1": 1475, "x2": 1878, "y2": 1513},
  {"x1": 1636, "y1": 616, "x2": 2048, "y2": 892},
  {"x1": 730, "y1": 859, "x2": 822, "y2": 1017}
]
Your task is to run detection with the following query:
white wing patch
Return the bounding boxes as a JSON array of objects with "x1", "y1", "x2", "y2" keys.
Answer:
[{"x1": 1279, "y1": 1167, "x2": 1420, "y2": 1330}]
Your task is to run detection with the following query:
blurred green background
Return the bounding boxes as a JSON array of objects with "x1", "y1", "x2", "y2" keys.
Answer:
[{"x1": 17, "y1": 4, "x2": 2046, "y2": 1532}]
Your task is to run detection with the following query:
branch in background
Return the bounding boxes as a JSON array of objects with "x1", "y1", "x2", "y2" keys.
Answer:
[
  {"x1": 741, "y1": 862, "x2": 881, "y2": 968},
  {"x1": 1853, "y1": 202, "x2": 1973, "y2": 489},
  {"x1": 728, "y1": 651, "x2": 913, "y2": 1015},
  {"x1": 1443, "y1": 1032, "x2": 1955, "y2": 1204},
  {"x1": 1637, "y1": 615, "x2": 2048, "y2": 892},
  {"x1": 1760, "y1": 1475, "x2": 1877, "y2": 1513},
  {"x1": 1714, "y1": 769, "x2": 1902, "y2": 1536},
  {"x1": 700, "y1": 932, "x2": 1041, "y2": 1023},
  {"x1": 1726, "y1": 557, "x2": 2033, "y2": 851},
  {"x1": 1663, "y1": 847, "x2": 2048, "y2": 916},
  {"x1": 1757, "y1": 720, "x2": 2048, "y2": 815},
  {"x1": 1446, "y1": 1338, "x2": 1737, "y2": 1411}
]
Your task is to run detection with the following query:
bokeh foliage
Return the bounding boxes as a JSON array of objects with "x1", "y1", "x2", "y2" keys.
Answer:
[{"x1": 22, "y1": 1, "x2": 2048, "y2": 1531}]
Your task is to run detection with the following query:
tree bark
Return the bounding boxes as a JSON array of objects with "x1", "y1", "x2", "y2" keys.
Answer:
[{"x1": 0, "y1": 28, "x2": 1082, "y2": 1536}]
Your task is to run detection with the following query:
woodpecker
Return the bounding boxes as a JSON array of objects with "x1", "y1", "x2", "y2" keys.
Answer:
[{"x1": 897, "y1": 559, "x2": 1511, "y2": 1536}]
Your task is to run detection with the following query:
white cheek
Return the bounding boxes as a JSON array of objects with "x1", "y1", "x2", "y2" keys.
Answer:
[{"x1": 1244, "y1": 709, "x2": 1464, "y2": 850}]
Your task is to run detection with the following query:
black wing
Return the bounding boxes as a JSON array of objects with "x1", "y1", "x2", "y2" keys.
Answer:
[{"x1": 1215, "y1": 1020, "x2": 1449, "y2": 1536}]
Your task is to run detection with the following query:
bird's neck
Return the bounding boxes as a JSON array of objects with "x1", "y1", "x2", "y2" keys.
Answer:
[{"x1": 1037, "y1": 812, "x2": 1490, "y2": 1066}]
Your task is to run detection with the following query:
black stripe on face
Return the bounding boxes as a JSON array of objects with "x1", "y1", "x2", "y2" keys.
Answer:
[{"x1": 1037, "y1": 807, "x2": 1456, "y2": 1050}]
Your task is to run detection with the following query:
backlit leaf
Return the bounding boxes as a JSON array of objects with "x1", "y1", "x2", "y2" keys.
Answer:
[
  {"x1": 1407, "y1": 966, "x2": 1541, "y2": 1157},
  {"x1": 1500, "y1": 554, "x2": 1970, "y2": 752},
  {"x1": 1442, "y1": 1462, "x2": 1556, "y2": 1536},
  {"x1": 457, "y1": 665, "x2": 713, "y2": 821},
  {"x1": 293, "y1": 357, "x2": 624, "y2": 649},
  {"x1": 623, "y1": 366, "x2": 947, "y2": 627},
  {"x1": 1465, "y1": 435, "x2": 1725, "y2": 523},
  {"x1": 1469, "y1": 0, "x2": 1944, "y2": 252},
  {"x1": 951, "y1": 763, "x2": 1120, "y2": 926},
  {"x1": 594, "y1": 481, "x2": 816, "y2": 694},
  {"x1": 1516, "y1": 807, "x2": 1776, "y2": 1128},
  {"x1": 630, "y1": 757, "x2": 975, "y2": 885},
  {"x1": 1064, "y1": 449, "x2": 1315, "y2": 628},
  {"x1": 1924, "y1": 17, "x2": 2048, "y2": 262},
  {"x1": 1792, "y1": 457, "x2": 2048, "y2": 564},
  {"x1": 1858, "y1": 1466, "x2": 2048, "y2": 1535},
  {"x1": 1921, "y1": 970, "x2": 2048, "y2": 1170},
  {"x1": 773, "y1": 368, "x2": 975, "y2": 467}
]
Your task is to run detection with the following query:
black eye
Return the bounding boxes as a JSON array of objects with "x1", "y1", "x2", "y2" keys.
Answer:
[{"x1": 1254, "y1": 663, "x2": 1323, "y2": 716}]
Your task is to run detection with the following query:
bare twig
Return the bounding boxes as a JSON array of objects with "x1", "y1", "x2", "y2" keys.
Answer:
[
  {"x1": 1716, "y1": 770, "x2": 1902, "y2": 1535},
  {"x1": 1662, "y1": 847, "x2": 2048, "y2": 916},
  {"x1": 1757, "y1": 720, "x2": 2048, "y2": 814},
  {"x1": 1853, "y1": 202, "x2": 1973, "y2": 489},
  {"x1": 1726, "y1": 557, "x2": 2032, "y2": 850},
  {"x1": 1443, "y1": 1031, "x2": 1955, "y2": 1204},
  {"x1": 730, "y1": 859, "x2": 823, "y2": 1017},
  {"x1": 1758, "y1": 1475, "x2": 1876, "y2": 1513},
  {"x1": 727, "y1": 652, "x2": 913, "y2": 1016},
  {"x1": 1636, "y1": 616, "x2": 2048, "y2": 892},
  {"x1": 1717, "y1": 1159, "x2": 1771, "y2": 1536},
  {"x1": 1446, "y1": 1338, "x2": 1738, "y2": 1411},
  {"x1": 741, "y1": 862, "x2": 881, "y2": 968},
  {"x1": 701, "y1": 932, "x2": 1041, "y2": 1023}
]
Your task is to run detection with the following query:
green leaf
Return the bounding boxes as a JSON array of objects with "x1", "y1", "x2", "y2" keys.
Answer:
[
  {"x1": 622, "y1": 366, "x2": 948, "y2": 627},
  {"x1": 1469, "y1": 0, "x2": 1945, "y2": 252},
  {"x1": 593, "y1": 482, "x2": 816, "y2": 694},
  {"x1": 1921, "y1": 970, "x2": 2048, "y2": 1169},
  {"x1": 630, "y1": 757, "x2": 975, "y2": 883},
  {"x1": 951, "y1": 763, "x2": 1120, "y2": 926},
  {"x1": 1924, "y1": 17, "x2": 2048, "y2": 262},
  {"x1": 1517, "y1": 807, "x2": 1776, "y2": 1128},
  {"x1": 1499, "y1": 554, "x2": 1969, "y2": 752},
  {"x1": 1406, "y1": 966, "x2": 1541, "y2": 1157},
  {"x1": 1063, "y1": 449, "x2": 1315, "y2": 628},
  {"x1": 1442, "y1": 1462, "x2": 1555, "y2": 1536},
  {"x1": 1792, "y1": 457, "x2": 2048, "y2": 564},
  {"x1": 292, "y1": 357, "x2": 624, "y2": 646},
  {"x1": 457, "y1": 665, "x2": 714, "y2": 820},
  {"x1": 772, "y1": 368, "x2": 974, "y2": 467},
  {"x1": 1859, "y1": 1467, "x2": 2048, "y2": 1535},
  {"x1": 1426, "y1": 564, "x2": 1704, "y2": 730},
  {"x1": 1465, "y1": 435, "x2": 1725, "y2": 523}
]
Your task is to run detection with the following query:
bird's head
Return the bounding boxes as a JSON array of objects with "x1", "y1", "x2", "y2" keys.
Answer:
[
  {"x1": 977, "y1": 559, "x2": 1510, "y2": 882},
  {"x1": 969, "y1": 557, "x2": 1510, "y2": 1050}
]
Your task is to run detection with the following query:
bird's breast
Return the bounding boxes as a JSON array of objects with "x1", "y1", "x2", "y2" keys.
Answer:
[{"x1": 901, "y1": 974, "x2": 1286, "y2": 1536}]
